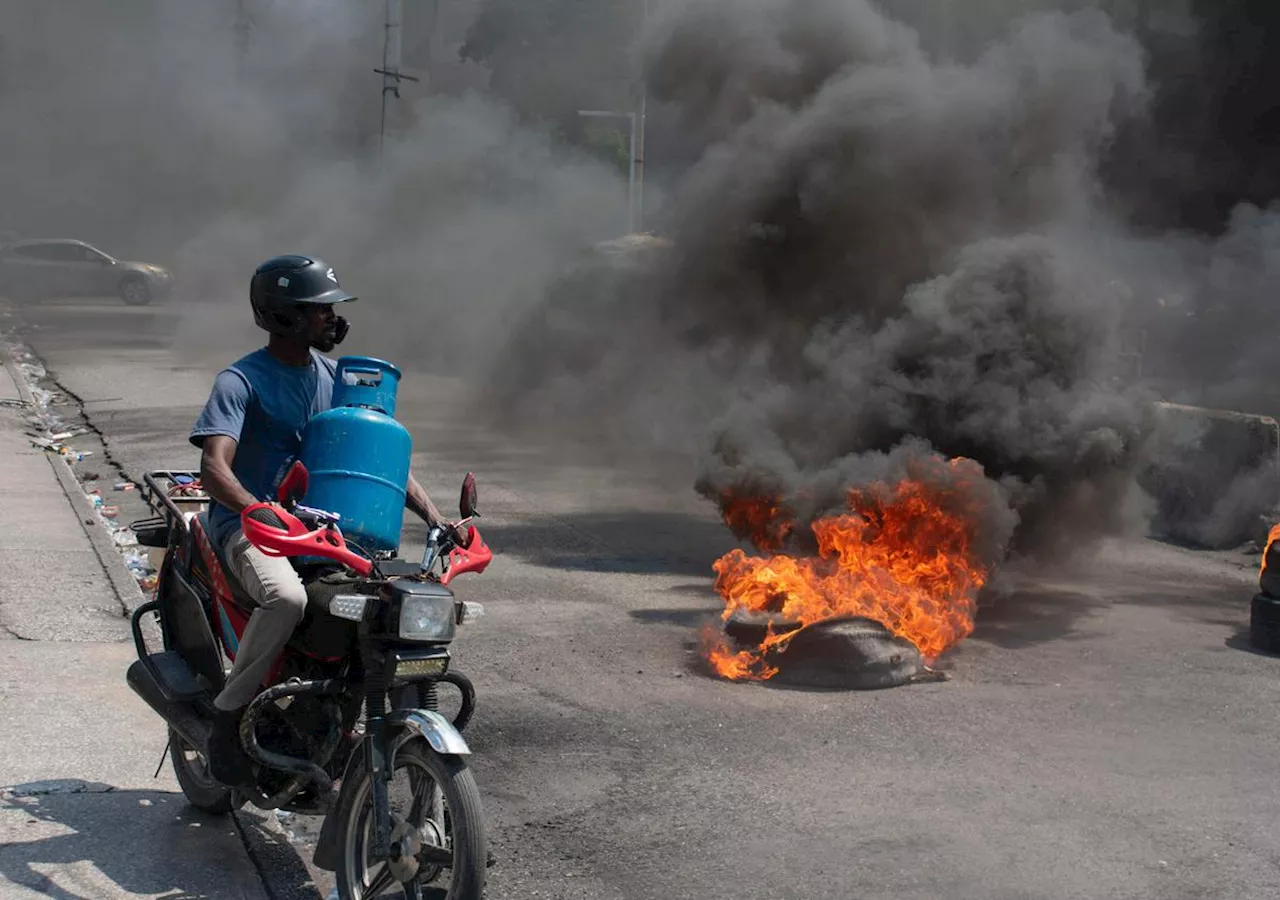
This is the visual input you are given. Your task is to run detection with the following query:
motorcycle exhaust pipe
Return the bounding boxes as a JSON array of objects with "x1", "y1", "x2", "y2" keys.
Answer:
[
  {"x1": 126, "y1": 659, "x2": 212, "y2": 751},
  {"x1": 242, "y1": 678, "x2": 343, "y2": 792}
]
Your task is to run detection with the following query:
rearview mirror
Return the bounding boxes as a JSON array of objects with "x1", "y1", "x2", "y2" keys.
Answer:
[
  {"x1": 277, "y1": 461, "x2": 309, "y2": 510},
  {"x1": 459, "y1": 472, "x2": 478, "y2": 519}
]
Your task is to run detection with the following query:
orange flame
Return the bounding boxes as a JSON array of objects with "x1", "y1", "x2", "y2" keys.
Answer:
[
  {"x1": 1262, "y1": 522, "x2": 1280, "y2": 577},
  {"x1": 717, "y1": 490, "x2": 794, "y2": 552},
  {"x1": 708, "y1": 461, "x2": 990, "y2": 680}
]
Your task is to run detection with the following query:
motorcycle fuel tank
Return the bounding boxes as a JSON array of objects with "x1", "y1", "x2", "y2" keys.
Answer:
[{"x1": 300, "y1": 356, "x2": 411, "y2": 554}]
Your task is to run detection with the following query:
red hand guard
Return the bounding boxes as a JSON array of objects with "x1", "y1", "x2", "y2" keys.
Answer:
[
  {"x1": 440, "y1": 526, "x2": 492, "y2": 586},
  {"x1": 240, "y1": 502, "x2": 373, "y2": 577}
]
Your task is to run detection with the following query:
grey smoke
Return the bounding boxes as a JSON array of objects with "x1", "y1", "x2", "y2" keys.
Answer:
[
  {"x1": 161, "y1": 92, "x2": 626, "y2": 370},
  {"x1": 0, "y1": 0, "x2": 628, "y2": 370}
]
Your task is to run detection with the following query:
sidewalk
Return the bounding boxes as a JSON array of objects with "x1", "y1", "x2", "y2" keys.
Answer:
[
  {"x1": 0, "y1": 345, "x2": 272, "y2": 899},
  {"x1": 0, "y1": 350, "x2": 138, "y2": 641}
]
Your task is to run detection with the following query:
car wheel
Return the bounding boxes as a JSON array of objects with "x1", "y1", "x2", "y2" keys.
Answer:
[{"x1": 119, "y1": 276, "x2": 152, "y2": 306}]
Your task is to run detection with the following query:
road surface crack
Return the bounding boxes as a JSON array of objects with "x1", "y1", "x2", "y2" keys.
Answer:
[{"x1": 0, "y1": 622, "x2": 36, "y2": 641}]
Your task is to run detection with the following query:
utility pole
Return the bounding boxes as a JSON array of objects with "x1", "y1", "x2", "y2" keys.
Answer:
[
  {"x1": 634, "y1": 0, "x2": 650, "y2": 232},
  {"x1": 233, "y1": 0, "x2": 251, "y2": 76},
  {"x1": 374, "y1": 0, "x2": 419, "y2": 160},
  {"x1": 424, "y1": 0, "x2": 440, "y2": 95},
  {"x1": 578, "y1": 110, "x2": 638, "y2": 233}
]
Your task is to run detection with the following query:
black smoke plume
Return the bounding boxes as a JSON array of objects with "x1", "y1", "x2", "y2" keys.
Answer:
[{"x1": 491, "y1": 0, "x2": 1171, "y2": 559}]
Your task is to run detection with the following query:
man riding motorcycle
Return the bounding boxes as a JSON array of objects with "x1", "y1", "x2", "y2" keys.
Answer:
[{"x1": 190, "y1": 254, "x2": 459, "y2": 787}]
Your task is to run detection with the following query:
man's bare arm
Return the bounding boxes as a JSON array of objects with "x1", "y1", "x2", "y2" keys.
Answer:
[
  {"x1": 405, "y1": 473, "x2": 447, "y2": 527},
  {"x1": 199, "y1": 435, "x2": 259, "y2": 513}
]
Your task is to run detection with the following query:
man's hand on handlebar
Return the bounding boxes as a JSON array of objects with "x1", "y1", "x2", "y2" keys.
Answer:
[{"x1": 441, "y1": 521, "x2": 470, "y2": 549}]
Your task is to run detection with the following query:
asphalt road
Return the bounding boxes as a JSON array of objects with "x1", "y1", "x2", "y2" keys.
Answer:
[{"x1": 7, "y1": 294, "x2": 1280, "y2": 900}]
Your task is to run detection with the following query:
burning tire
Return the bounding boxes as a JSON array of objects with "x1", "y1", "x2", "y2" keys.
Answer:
[
  {"x1": 1249, "y1": 593, "x2": 1280, "y2": 654},
  {"x1": 723, "y1": 610, "x2": 800, "y2": 647},
  {"x1": 718, "y1": 611, "x2": 947, "y2": 690}
]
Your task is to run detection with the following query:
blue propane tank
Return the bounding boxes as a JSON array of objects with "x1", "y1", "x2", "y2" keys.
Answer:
[{"x1": 299, "y1": 356, "x2": 412, "y2": 554}]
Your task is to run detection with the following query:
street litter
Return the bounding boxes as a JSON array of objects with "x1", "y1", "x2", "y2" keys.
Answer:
[
  {"x1": 6, "y1": 332, "x2": 161, "y2": 600},
  {"x1": 123, "y1": 550, "x2": 159, "y2": 594},
  {"x1": 28, "y1": 434, "x2": 93, "y2": 461}
]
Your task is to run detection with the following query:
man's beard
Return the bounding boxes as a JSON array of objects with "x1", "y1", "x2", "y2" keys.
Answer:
[{"x1": 309, "y1": 316, "x2": 349, "y2": 353}]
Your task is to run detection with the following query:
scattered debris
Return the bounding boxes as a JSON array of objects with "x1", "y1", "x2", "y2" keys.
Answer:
[{"x1": 3, "y1": 331, "x2": 160, "y2": 596}]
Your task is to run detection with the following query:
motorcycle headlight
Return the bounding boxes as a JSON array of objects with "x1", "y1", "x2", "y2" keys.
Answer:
[{"x1": 398, "y1": 593, "x2": 457, "y2": 641}]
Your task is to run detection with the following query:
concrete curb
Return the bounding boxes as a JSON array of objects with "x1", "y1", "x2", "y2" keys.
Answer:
[
  {"x1": 46, "y1": 450, "x2": 147, "y2": 616},
  {"x1": 0, "y1": 346, "x2": 36, "y2": 406}
]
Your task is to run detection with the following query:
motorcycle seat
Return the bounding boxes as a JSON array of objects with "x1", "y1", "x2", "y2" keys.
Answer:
[
  {"x1": 192, "y1": 512, "x2": 259, "y2": 613},
  {"x1": 193, "y1": 512, "x2": 351, "y2": 621}
]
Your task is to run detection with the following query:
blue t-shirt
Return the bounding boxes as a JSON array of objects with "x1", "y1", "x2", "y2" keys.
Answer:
[{"x1": 190, "y1": 348, "x2": 337, "y2": 550}]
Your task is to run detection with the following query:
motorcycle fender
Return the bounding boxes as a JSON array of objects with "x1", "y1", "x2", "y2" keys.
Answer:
[
  {"x1": 311, "y1": 708, "x2": 471, "y2": 871},
  {"x1": 387, "y1": 708, "x2": 471, "y2": 757}
]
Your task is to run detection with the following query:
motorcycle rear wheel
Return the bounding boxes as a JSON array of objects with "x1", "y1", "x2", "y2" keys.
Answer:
[
  {"x1": 334, "y1": 740, "x2": 486, "y2": 899},
  {"x1": 169, "y1": 728, "x2": 239, "y2": 814}
]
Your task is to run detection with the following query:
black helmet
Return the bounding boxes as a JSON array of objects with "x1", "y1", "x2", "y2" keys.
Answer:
[{"x1": 249, "y1": 255, "x2": 357, "y2": 343}]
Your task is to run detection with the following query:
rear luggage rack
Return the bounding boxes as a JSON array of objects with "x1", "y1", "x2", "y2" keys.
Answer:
[{"x1": 138, "y1": 470, "x2": 208, "y2": 541}]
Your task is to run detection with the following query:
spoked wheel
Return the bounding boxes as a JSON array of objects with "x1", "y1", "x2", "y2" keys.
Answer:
[
  {"x1": 335, "y1": 740, "x2": 486, "y2": 899},
  {"x1": 119, "y1": 277, "x2": 152, "y2": 306},
  {"x1": 169, "y1": 728, "x2": 238, "y2": 814}
]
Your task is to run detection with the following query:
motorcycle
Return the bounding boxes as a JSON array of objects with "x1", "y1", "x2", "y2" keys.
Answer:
[{"x1": 126, "y1": 461, "x2": 493, "y2": 899}]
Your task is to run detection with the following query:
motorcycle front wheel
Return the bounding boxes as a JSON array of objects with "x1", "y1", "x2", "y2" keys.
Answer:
[{"x1": 334, "y1": 739, "x2": 487, "y2": 899}]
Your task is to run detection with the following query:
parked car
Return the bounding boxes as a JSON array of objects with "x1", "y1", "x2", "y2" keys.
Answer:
[{"x1": 0, "y1": 238, "x2": 172, "y2": 306}]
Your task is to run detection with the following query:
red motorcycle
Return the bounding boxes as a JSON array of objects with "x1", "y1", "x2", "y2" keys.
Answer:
[{"x1": 127, "y1": 462, "x2": 493, "y2": 899}]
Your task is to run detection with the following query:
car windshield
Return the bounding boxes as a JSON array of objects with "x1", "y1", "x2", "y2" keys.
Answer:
[{"x1": 81, "y1": 245, "x2": 114, "y2": 263}]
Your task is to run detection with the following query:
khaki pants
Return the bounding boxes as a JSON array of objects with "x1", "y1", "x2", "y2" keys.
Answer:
[{"x1": 213, "y1": 528, "x2": 308, "y2": 711}]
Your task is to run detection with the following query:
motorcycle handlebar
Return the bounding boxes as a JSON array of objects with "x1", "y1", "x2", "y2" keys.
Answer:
[
  {"x1": 293, "y1": 504, "x2": 340, "y2": 527},
  {"x1": 420, "y1": 518, "x2": 471, "y2": 573}
]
